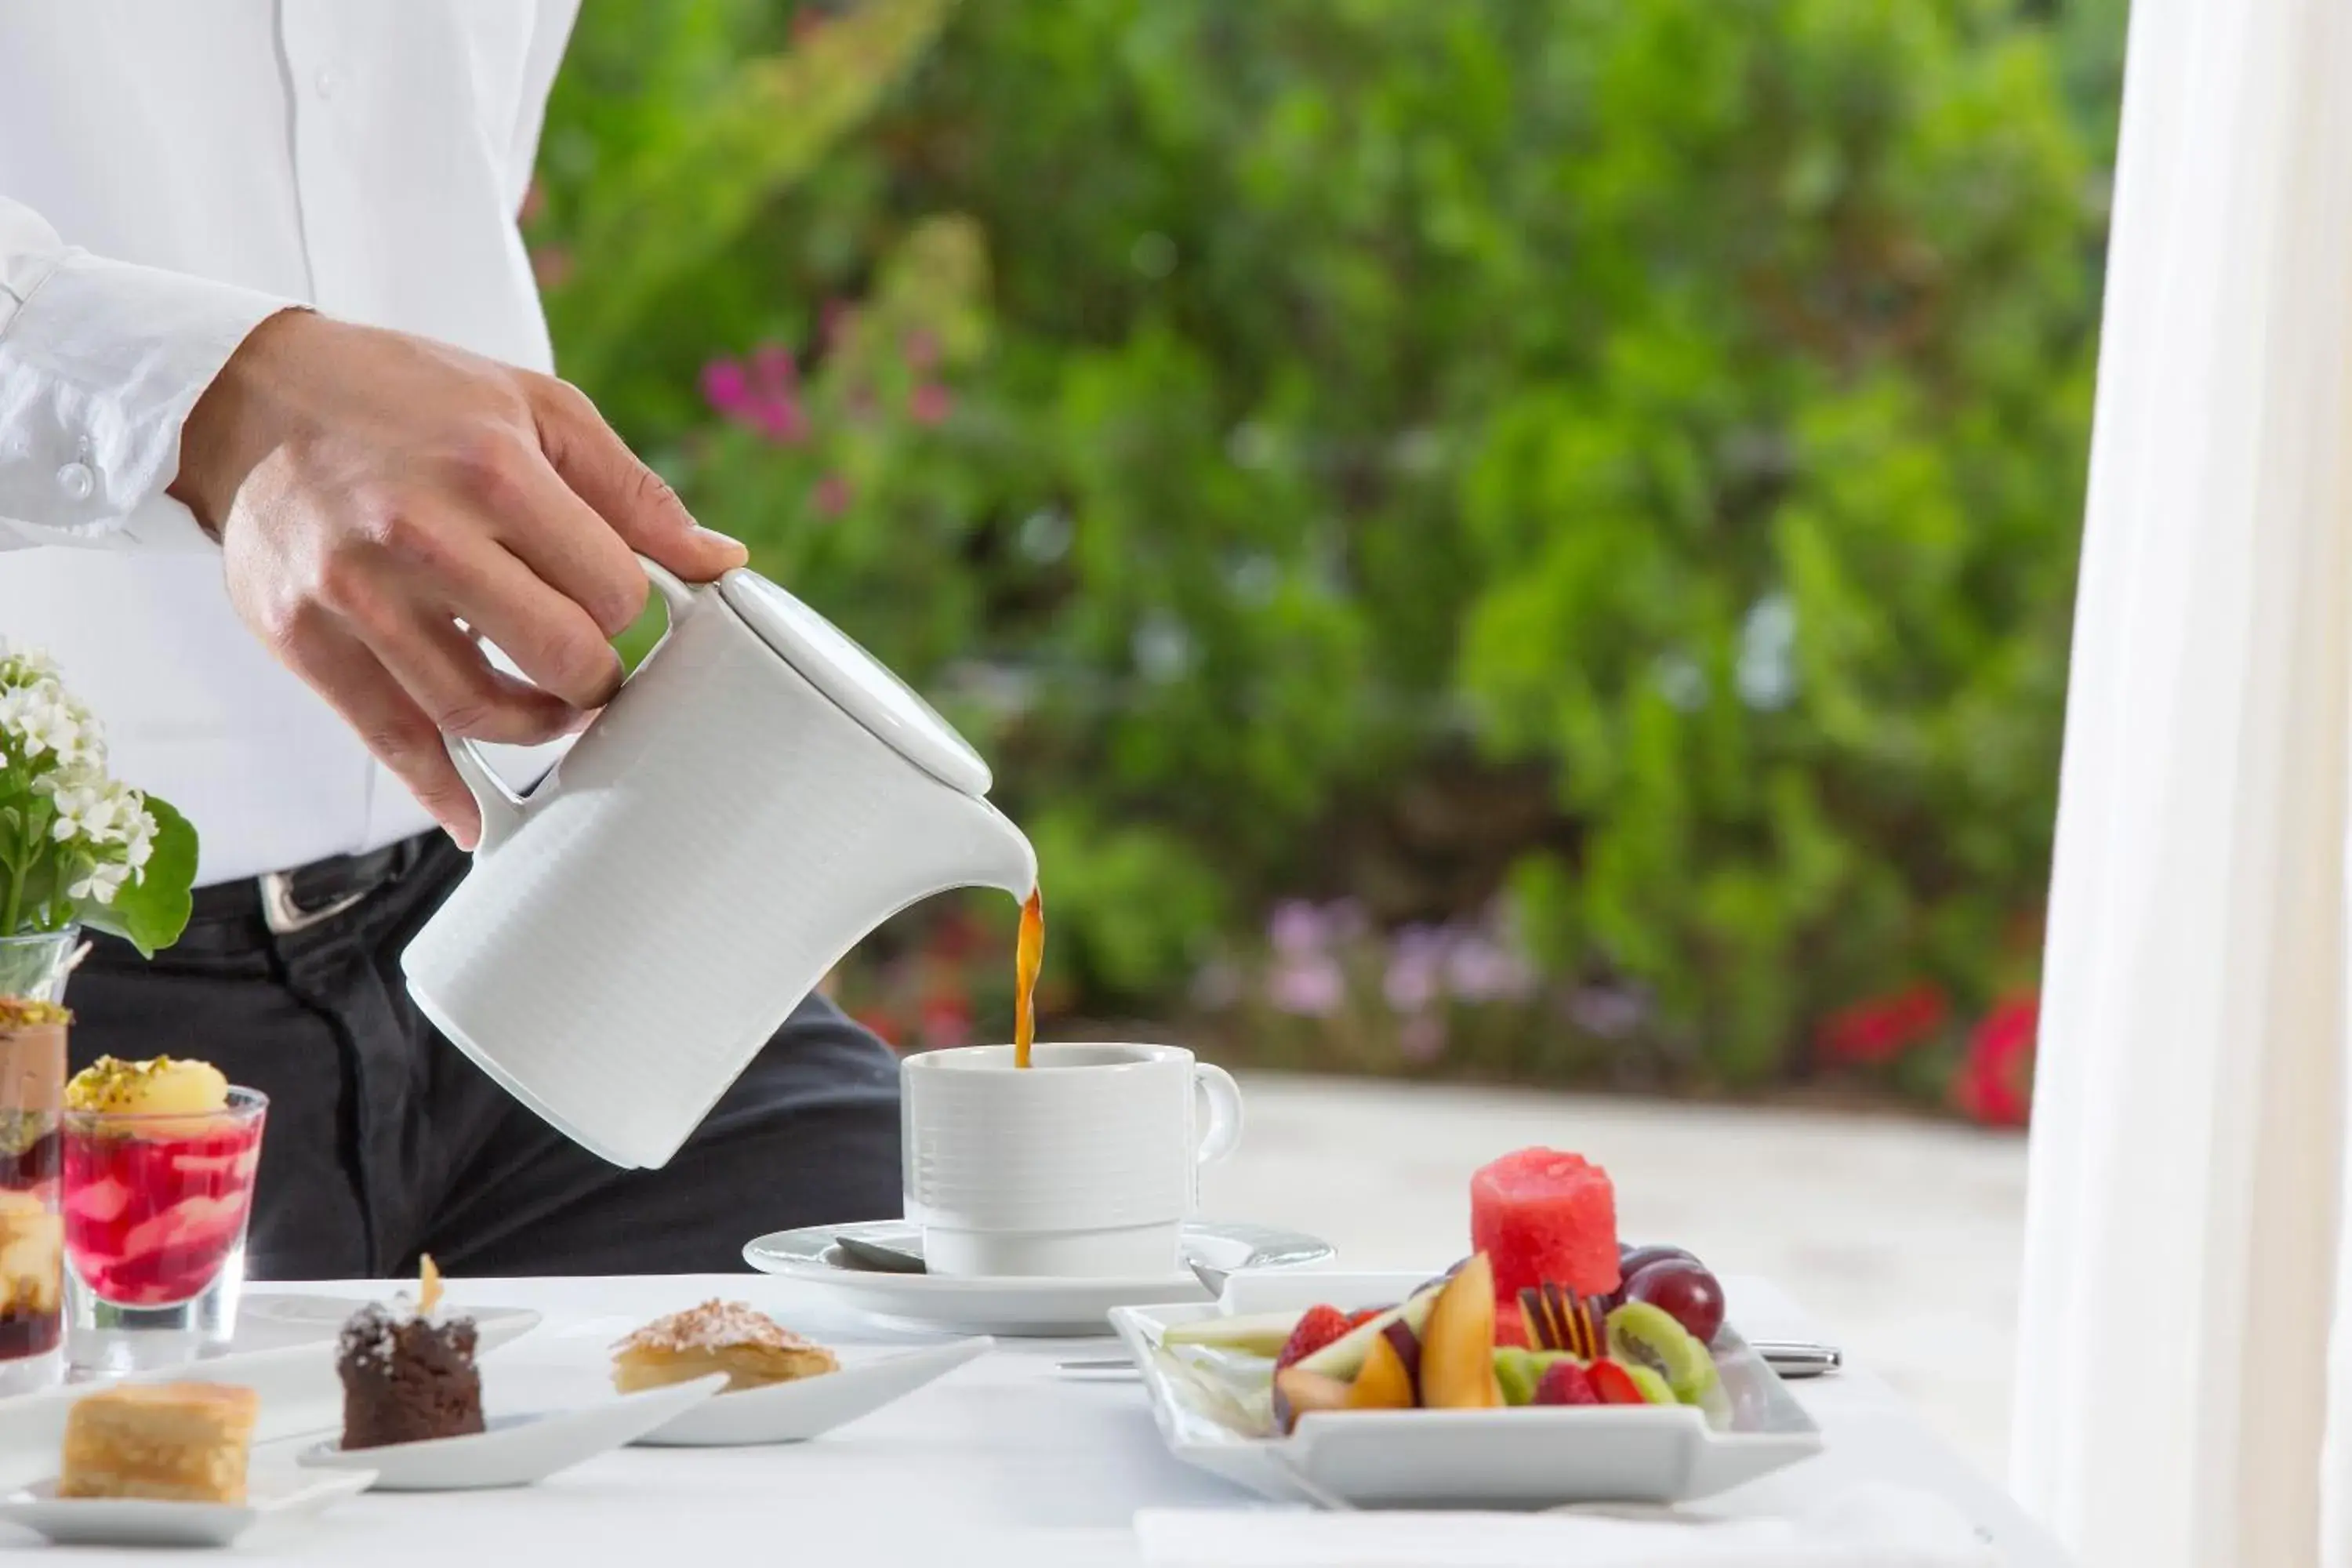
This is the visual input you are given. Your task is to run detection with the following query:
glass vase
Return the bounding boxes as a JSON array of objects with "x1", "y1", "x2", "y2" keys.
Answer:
[{"x1": 0, "y1": 929, "x2": 78, "y2": 1395}]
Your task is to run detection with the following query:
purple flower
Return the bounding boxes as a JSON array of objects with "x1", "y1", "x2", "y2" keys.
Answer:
[
  {"x1": 1399, "y1": 1012, "x2": 1446, "y2": 1063},
  {"x1": 1382, "y1": 926, "x2": 1445, "y2": 1014},
  {"x1": 1266, "y1": 953, "x2": 1345, "y2": 1018},
  {"x1": 811, "y1": 474, "x2": 852, "y2": 517},
  {"x1": 1446, "y1": 933, "x2": 1537, "y2": 1004},
  {"x1": 903, "y1": 329, "x2": 940, "y2": 370},
  {"x1": 1269, "y1": 900, "x2": 1328, "y2": 956}
]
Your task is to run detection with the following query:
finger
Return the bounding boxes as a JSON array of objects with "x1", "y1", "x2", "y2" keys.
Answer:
[
  {"x1": 354, "y1": 610, "x2": 582, "y2": 747},
  {"x1": 485, "y1": 447, "x2": 651, "y2": 639},
  {"x1": 367, "y1": 502, "x2": 624, "y2": 711},
  {"x1": 278, "y1": 614, "x2": 484, "y2": 848},
  {"x1": 528, "y1": 376, "x2": 748, "y2": 582}
]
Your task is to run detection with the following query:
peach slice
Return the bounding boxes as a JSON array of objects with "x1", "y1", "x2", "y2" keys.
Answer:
[
  {"x1": 1418, "y1": 1251, "x2": 1503, "y2": 1409},
  {"x1": 1345, "y1": 1325, "x2": 1417, "y2": 1410}
]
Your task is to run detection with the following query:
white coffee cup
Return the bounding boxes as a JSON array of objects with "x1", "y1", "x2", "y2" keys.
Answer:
[{"x1": 901, "y1": 1042, "x2": 1243, "y2": 1278}]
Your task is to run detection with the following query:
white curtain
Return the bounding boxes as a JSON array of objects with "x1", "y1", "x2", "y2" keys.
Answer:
[{"x1": 2018, "y1": 2, "x2": 2352, "y2": 1566}]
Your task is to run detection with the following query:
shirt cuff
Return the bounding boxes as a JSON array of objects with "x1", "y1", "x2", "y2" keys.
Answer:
[{"x1": 0, "y1": 251, "x2": 297, "y2": 546}]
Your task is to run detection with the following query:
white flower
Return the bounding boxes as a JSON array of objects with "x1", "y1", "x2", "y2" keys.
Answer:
[
  {"x1": 67, "y1": 860, "x2": 129, "y2": 906},
  {"x1": 0, "y1": 680, "x2": 96, "y2": 767},
  {"x1": 0, "y1": 643, "x2": 60, "y2": 689}
]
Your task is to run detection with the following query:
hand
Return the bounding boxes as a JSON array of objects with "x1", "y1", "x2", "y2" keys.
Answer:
[{"x1": 170, "y1": 310, "x2": 746, "y2": 848}]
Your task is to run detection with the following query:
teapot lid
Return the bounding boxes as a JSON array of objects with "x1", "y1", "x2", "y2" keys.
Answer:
[{"x1": 715, "y1": 569, "x2": 993, "y2": 797}]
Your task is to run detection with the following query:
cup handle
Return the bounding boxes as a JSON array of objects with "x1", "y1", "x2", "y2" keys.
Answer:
[
  {"x1": 1192, "y1": 1062, "x2": 1244, "y2": 1168},
  {"x1": 444, "y1": 555, "x2": 706, "y2": 855}
]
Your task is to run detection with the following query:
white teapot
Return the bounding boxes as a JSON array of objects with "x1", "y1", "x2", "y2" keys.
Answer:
[{"x1": 401, "y1": 560, "x2": 1036, "y2": 1170}]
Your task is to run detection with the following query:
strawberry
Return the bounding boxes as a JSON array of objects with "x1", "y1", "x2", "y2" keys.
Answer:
[
  {"x1": 1585, "y1": 1359, "x2": 1646, "y2": 1406},
  {"x1": 1275, "y1": 1305, "x2": 1356, "y2": 1370},
  {"x1": 1533, "y1": 1359, "x2": 1599, "y2": 1406}
]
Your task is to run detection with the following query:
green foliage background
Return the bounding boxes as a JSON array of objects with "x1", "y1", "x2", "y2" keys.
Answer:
[{"x1": 531, "y1": 0, "x2": 2125, "y2": 1088}]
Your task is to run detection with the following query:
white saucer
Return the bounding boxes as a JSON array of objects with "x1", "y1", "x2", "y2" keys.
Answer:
[
  {"x1": 741, "y1": 1219, "x2": 1334, "y2": 1335},
  {"x1": 0, "y1": 1467, "x2": 375, "y2": 1548},
  {"x1": 636, "y1": 1337, "x2": 992, "y2": 1446},
  {"x1": 297, "y1": 1374, "x2": 725, "y2": 1490}
]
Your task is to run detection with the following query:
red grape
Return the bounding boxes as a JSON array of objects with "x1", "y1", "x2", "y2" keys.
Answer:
[
  {"x1": 1618, "y1": 1244, "x2": 1697, "y2": 1280},
  {"x1": 1623, "y1": 1258, "x2": 1726, "y2": 1344}
]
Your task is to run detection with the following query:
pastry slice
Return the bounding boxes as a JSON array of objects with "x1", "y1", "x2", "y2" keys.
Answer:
[
  {"x1": 59, "y1": 1382, "x2": 259, "y2": 1503},
  {"x1": 612, "y1": 1300, "x2": 837, "y2": 1394}
]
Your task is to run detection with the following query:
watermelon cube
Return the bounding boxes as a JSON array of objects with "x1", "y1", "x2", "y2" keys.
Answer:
[{"x1": 1470, "y1": 1147, "x2": 1620, "y2": 1298}]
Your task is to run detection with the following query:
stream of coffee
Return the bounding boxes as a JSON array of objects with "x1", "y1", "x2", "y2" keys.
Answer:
[{"x1": 1013, "y1": 887, "x2": 1044, "y2": 1069}]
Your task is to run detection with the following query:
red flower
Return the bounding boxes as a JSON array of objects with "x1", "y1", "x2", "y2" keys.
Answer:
[
  {"x1": 1817, "y1": 982, "x2": 1949, "y2": 1066},
  {"x1": 1955, "y1": 994, "x2": 2036, "y2": 1127}
]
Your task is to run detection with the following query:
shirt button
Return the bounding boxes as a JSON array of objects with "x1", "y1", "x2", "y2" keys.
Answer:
[
  {"x1": 314, "y1": 67, "x2": 339, "y2": 100},
  {"x1": 55, "y1": 462, "x2": 94, "y2": 503}
]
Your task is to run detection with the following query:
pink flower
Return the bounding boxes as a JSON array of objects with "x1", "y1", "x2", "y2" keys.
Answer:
[
  {"x1": 909, "y1": 383, "x2": 953, "y2": 426},
  {"x1": 520, "y1": 180, "x2": 546, "y2": 227},
  {"x1": 751, "y1": 343, "x2": 798, "y2": 395},
  {"x1": 812, "y1": 474, "x2": 852, "y2": 517},
  {"x1": 1955, "y1": 995, "x2": 2036, "y2": 1127},
  {"x1": 701, "y1": 359, "x2": 753, "y2": 416},
  {"x1": 903, "y1": 329, "x2": 940, "y2": 370},
  {"x1": 530, "y1": 245, "x2": 572, "y2": 288},
  {"x1": 753, "y1": 397, "x2": 810, "y2": 445}
]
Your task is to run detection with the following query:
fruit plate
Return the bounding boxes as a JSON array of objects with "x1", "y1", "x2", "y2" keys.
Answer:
[{"x1": 1106, "y1": 1271, "x2": 1823, "y2": 1511}]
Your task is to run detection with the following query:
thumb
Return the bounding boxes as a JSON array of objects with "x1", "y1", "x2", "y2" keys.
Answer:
[{"x1": 529, "y1": 374, "x2": 748, "y2": 582}]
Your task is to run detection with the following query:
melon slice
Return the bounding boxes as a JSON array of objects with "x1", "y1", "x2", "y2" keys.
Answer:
[
  {"x1": 1471, "y1": 1147, "x2": 1621, "y2": 1299},
  {"x1": 1163, "y1": 1310, "x2": 1308, "y2": 1358}
]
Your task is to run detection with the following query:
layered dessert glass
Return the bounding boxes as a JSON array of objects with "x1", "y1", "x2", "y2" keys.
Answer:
[{"x1": 61, "y1": 1060, "x2": 265, "y2": 1374}]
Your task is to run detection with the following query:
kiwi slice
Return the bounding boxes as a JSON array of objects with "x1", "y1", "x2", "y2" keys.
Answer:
[
  {"x1": 1492, "y1": 1346, "x2": 1539, "y2": 1406},
  {"x1": 1606, "y1": 1301, "x2": 1720, "y2": 1406},
  {"x1": 1620, "y1": 1363, "x2": 1677, "y2": 1406}
]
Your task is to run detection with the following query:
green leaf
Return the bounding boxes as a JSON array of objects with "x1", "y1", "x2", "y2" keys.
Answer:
[{"x1": 78, "y1": 798, "x2": 198, "y2": 959}]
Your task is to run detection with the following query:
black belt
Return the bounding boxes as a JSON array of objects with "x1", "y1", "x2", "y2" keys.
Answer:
[{"x1": 189, "y1": 837, "x2": 429, "y2": 935}]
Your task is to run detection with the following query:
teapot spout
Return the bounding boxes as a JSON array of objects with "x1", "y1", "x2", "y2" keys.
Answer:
[{"x1": 927, "y1": 790, "x2": 1038, "y2": 902}]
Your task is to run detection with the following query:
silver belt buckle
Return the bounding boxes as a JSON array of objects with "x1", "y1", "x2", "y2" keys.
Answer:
[{"x1": 258, "y1": 871, "x2": 369, "y2": 935}]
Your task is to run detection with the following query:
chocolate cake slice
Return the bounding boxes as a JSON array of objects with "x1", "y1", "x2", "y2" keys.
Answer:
[{"x1": 336, "y1": 1300, "x2": 485, "y2": 1449}]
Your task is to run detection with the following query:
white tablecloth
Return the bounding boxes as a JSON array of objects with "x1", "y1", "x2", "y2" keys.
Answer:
[{"x1": 2, "y1": 1272, "x2": 2071, "y2": 1566}]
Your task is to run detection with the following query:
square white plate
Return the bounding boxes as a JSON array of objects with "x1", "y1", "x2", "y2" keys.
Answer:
[
  {"x1": 1107, "y1": 1270, "x2": 1823, "y2": 1510},
  {"x1": 0, "y1": 1466, "x2": 374, "y2": 1548}
]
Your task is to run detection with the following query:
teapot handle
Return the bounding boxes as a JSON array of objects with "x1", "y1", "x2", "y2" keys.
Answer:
[{"x1": 443, "y1": 555, "x2": 705, "y2": 855}]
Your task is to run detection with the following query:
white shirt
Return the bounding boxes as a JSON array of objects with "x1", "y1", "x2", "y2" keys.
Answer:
[{"x1": 0, "y1": 2, "x2": 580, "y2": 884}]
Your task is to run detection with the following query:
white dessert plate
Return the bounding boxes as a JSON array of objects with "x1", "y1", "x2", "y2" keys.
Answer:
[
  {"x1": 635, "y1": 1336, "x2": 993, "y2": 1446},
  {"x1": 1107, "y1": 1270, "x2": 1824, "y2": 1511},
  {"x1": 0, "y1": 1467, "x2": 376, "y2": 1548},
  {"x1": 297, "y1": 1374, "x2": 726, "y2": 1490},
  {"x1": 742, "y1": 1219, "x2": 1333, "y2": 1335}
]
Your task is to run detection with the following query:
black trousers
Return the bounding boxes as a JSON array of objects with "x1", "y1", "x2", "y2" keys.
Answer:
[{"x1": 65, "y1": 833, "x2": 902, "y2": 1279}]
